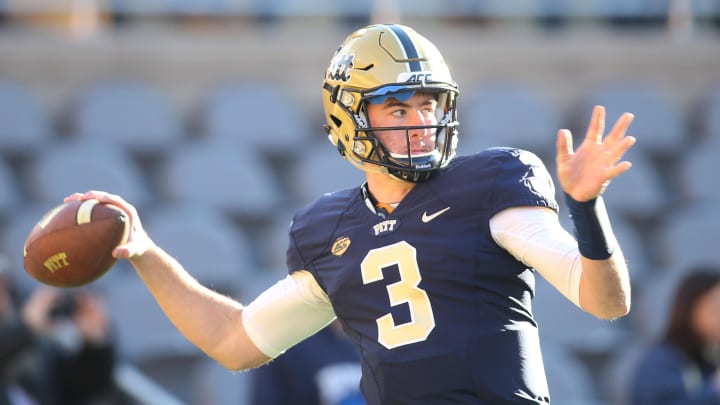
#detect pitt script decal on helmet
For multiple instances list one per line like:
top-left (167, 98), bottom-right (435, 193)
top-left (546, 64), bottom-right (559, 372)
top-left (327, 53), bottom-right (355, 82)
top-left (322, 24), bottom-right (460, 183)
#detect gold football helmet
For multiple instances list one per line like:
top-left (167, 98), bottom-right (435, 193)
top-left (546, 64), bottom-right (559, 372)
top-left (322, 24), bottom-right (459, 183)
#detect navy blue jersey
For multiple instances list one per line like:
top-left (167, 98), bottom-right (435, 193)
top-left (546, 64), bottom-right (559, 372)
top-left (287, 148), bottom-right (559, 404)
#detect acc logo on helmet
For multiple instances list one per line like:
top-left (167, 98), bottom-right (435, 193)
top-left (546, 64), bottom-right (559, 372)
top-left (397, 72), bottom-right (433, 83)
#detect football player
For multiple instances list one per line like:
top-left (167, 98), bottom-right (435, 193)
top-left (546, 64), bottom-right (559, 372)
top-left (67, 24), bottom-right (636, 404)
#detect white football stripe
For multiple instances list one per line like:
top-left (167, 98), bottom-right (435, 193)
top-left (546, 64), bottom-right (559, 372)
top-left (76, 199), bottom-right (98, 224)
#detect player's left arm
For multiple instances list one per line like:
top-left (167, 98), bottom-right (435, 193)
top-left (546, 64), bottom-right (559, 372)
top-left (555, 105), bottom-right (636, 320)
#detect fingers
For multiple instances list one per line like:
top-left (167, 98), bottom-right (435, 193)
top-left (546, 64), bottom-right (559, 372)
top-left (606, 135), bottom-right (637, 179)
top-left (65, 190), bottom-right (128, 207)
top-left (556, 129), bottom-right (574, 159)
top-left (585, 105), bottom-right (606, 144)
top-left (65, 190), bottom-right (149, 259)
top-left (582, 106), bottom-right (637, 164)
top-left (65, 190), bottom-right (137, 221)
top-left (605, 112), bottom-right (635, 144)
top-left (112, 245), bottom-right (132, 259)
top-left (606, 160), bottom-right (633, 180)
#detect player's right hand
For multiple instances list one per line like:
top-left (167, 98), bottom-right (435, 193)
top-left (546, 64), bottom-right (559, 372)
top-left (64, 191), bottom-right (154, 260)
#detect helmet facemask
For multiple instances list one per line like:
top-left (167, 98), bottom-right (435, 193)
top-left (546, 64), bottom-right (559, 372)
top-left (351, 88), bottom-right (458, 183)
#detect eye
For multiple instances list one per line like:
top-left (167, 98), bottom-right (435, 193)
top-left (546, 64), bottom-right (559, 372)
top-left (391, 109), bottom-right (407, 118)
top-left (423, 99), bottom-right (438, 113)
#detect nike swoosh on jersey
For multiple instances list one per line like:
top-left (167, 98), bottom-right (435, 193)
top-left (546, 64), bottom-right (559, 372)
top-left (421, 206), bottom-right (451, 223)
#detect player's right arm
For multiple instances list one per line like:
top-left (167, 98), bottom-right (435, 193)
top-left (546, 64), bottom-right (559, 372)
top-left (126, 244), bottom-right (270, 370)
top-left (65, 191), bottom-right (336, 371)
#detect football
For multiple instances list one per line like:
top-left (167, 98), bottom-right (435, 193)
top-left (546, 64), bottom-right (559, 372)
top-left (23, 199), bottom-right (130, 288)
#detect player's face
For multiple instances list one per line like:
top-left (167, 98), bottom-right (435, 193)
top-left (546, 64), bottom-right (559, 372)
top-left (692, 284), bottom-right (720, 344)
top-left (366, 92), bottom-right (439, 156)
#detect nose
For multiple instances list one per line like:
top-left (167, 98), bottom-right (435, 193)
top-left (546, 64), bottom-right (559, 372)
top-left (408, 110), bottom-right (430, 137)
top-left (408, 109), bottom-right (429, 126)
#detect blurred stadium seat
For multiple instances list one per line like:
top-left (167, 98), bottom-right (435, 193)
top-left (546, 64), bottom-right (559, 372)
top-left (253, 209), bottom-right (293, 271)
top-left (575, 82), bottom-right (689, 160)
top-left (156, 139), bottom-right (284, 221)
top-left (656, 203), bottom-right (720, 272)
top-left (533, 276), bottom-right (628, 355)
top-left (0, 204), bottom-right (49, 293)
top-left (694, 84), bottom-right (720, 142)
top-left (104, 273), bottom-right (200, 362)
top-left (286, 139), bottom-right (366, 206)
top-left (541, 342), bottom-right (599, 405)
top-left (0, 80), bottom-right (52, 158)
top-left (457, 82), bottom-right (562, 158)
top-left (678, 141), bottom-right (720, 205)
top-left (104, 274), bottom-right (204, 401)
top-left (23, 139), bottom-right (150, 206)
top-left (201, 81), bottom-right (313, 159)
top-left (190, 357), bottom-right (250, 405)
top-left (599, 148), bottom-right (669, 222)
top-left (628, 269), bottom-right (685, 344)
top-left (0, 157), bottom-right (22, 218)
top-left (72, 80), bottom-right (183, 157)
top-left (600, 341), bottom-right (649, 405)
top-left (143, 202), bottom-right (256, 295)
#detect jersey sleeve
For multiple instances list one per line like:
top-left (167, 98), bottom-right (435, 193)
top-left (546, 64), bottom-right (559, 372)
top-left (486, 148), bottom-right (559, 216)
top-left (242, 271), bottom-right (336, 358)
top-left (490, 206), bottom-right (583, 307)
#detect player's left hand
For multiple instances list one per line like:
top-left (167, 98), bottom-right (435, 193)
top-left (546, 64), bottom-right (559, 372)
top-left (556, 105), bottom-right (636, 202)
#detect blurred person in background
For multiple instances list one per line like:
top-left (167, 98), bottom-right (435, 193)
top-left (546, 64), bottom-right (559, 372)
top-left (249, 320), bottom-right (363, 405)
top-left (0, 259), bottom-right (117, 405)
top-left (631, 267), bottom-right (720, 404)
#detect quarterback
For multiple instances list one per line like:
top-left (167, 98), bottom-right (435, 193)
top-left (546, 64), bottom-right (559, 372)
top-left (68, 24), bottom-right (635, 403)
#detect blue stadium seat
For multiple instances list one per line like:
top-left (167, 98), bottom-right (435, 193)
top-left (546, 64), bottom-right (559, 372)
top-left (72, 80), bottom-right (183, 157)
top-left (0, 158), bottom-right (22, 218)
top-left (458, 82), bottom-right (562, 158)
top-left (628, 269), bottom-right (686, 343)
top-left (576, 82), bottom-right (688, 159)
top-left (143, 203), bottom-right (256, 295)
top-left (156, 139), bottom-right (284, 221)
top-left (599, 148), bottom-right (669, 222)
top-left (541, 342), bottom-right (599, 405)
top-left (0, 80), bottom-right (52, 158)
top-left (190, 358), bottom-right (250, 405)
top-left (589, 0), bottom-right (670, 18)
top-left (286, 139), bottom-right (366, 206)
top-left (0, 204), bottom-right (50, 293)
top-left (656, 203), bottom-right (720, 272)
top-left (678, 141), bottom-right (720, 205)
top-left (254, 210), bottom-right (293, 271)
top-left (533, 276), bottom-right (628, 355)
top-left (103, 274), bottom-right (201, 363)
top-left (201, 81), bottom-right (312, 158)
top-left (23, 140), bottom-right (150, 206)
top-left (695, 84), bottom-right (720, 142)
top-left (600, 341), bottom-right (649, 405)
